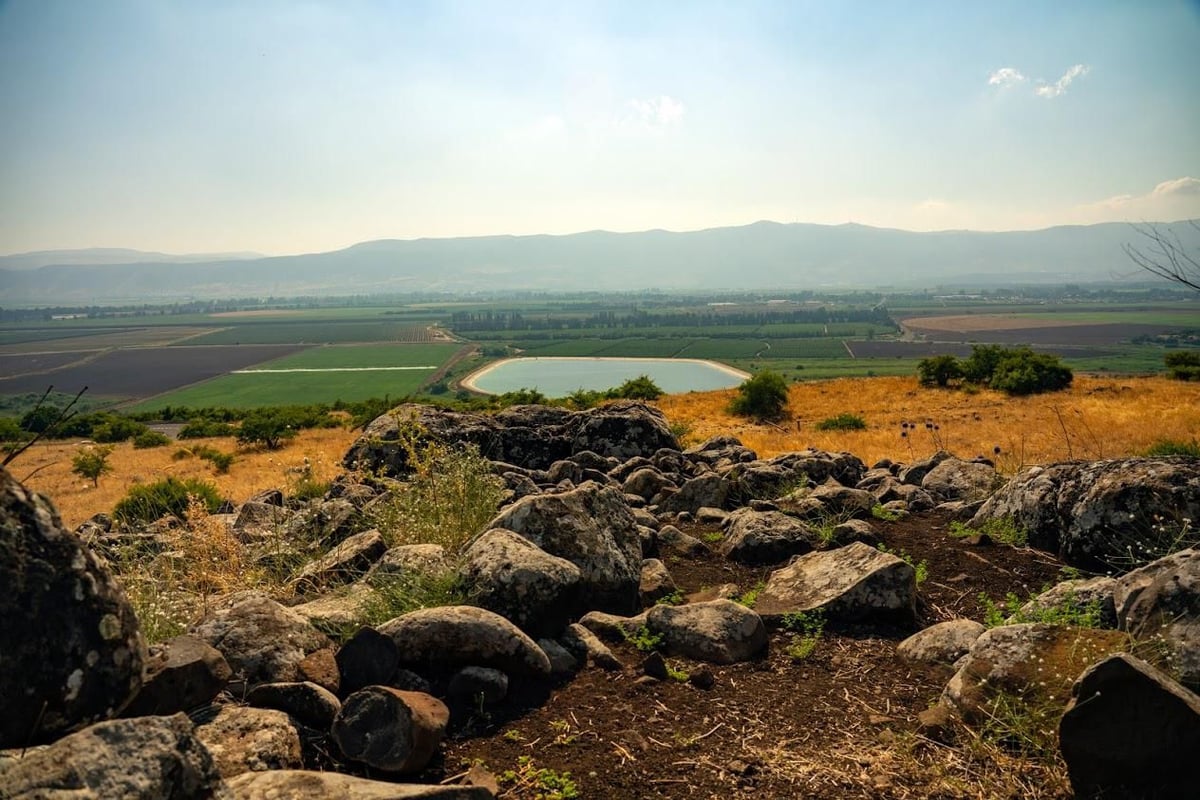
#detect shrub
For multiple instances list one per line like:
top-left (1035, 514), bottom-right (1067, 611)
top-left (113, 477), bottom-right (223, 525)
top-left (91, 417), bottom-right (149, 443)
top-left (368, 433), bottom-right (505, 553)
top-left (179, 419), bottom-right (236, 439)
top-left (72, 445), bottom-right (113, 487)
top-left (133, 430), bottom-right (172, 449)
top-left (498, 387), bottom-right (548, 406)
top-left (1143, 438), bottom-right (1200, 457)
top-left (1165, 350), bottom-right (1200, 381)
top-left (815, 412), bottom-right (866, 431)
top-left (989, 348), bottom-right (1073, 396)
top-left (917, 354), bottom-right (964, 387)
top-left (614, 374), bottom-right (663, 400)
top-left (961, 344), bottom-right (1006, 385)
top-left (729, 370), bottom-right (789, 421)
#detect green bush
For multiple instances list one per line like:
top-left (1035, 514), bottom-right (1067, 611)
top-left (133, 430), bottom-right (172, 449)
top-left (614, 374), bottom-right (663, 400)
top-left (961, 344), bottom-right (1006, 385)
top-left (917, 354), bottom-right (964, 387)
top-left (91, 417), bottom-right (149, 443)
top-left (815, 413), bottom-right (866, 431)
top-left (237, 409), bottom-right (298, 449)
top-left (1143, 438), bottom-right (1200, 457)
top-left (729, 370), bottom-right (789, 421)
top-left (1165, 350), bottom-right (1200, 381)
top-left (990, 348), bottom-right (1073, 395)
top-left (179, 419), bottom-right (236, 439)
top-left (113, 477), bottom-right (223, 525)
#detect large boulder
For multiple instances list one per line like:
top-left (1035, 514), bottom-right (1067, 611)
top-left (754, 542), bottom-right (918, 624)
top-left (1113, 547), bottom-right (1200, 688)
top-left (189, 591), bottom-right (332, 687)
top-left (376, 606), bottom-right (551, 677)
top-left (920, 457), bottom-right (998, 502)
top-left (971, 457), bottom-right (1200, 570)
top-left (942, 623), bottom-right (1132, 722)
top-left (0, 467), bottom-right (146, 747)
top-left (0, 713), bottom-right (227, 798)
top-left (291, 529), bottom-right (388, 594)
top-left (645, 600), bottom-right (768, 664)
top-left (655, 474), bottom-right (732, 515)
top-left (1059, 653), bottom-right (1200, 800)
top-left (567, 401), bottom-right (679, 461)
top-left (484, 483), bottom-right (643, 614)
top-left (719, 508), bottom-right (816, 566)
top-left (458, 529), bottom-right (582, 636)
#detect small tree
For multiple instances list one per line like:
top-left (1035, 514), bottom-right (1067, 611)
top-left (961, 344), bottom-right (1007, 384)
top-left (917, 354), bottom-right (964, 387)
top-left (237, 409), bottom-right (297, 450)
top-left (614, 375), bottom-right (663, 400)
top-left (72, 445), bottom-right (114, 487)
top-left (990, 348), bottom-right (1073, 395)
top-left (729, 370), bottom-right (790, 421)
top-left (1165, 351), bottom-right (1200, 381)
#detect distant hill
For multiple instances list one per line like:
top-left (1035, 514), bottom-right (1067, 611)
top-left (2, 220), bottom-right (1197, 304)
top-left (0, 248), bottom-right (263, 271)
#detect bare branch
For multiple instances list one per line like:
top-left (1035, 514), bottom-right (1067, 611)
top-left (1122, 220), bottom-right (1200, 293)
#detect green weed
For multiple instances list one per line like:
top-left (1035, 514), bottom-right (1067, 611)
top-left (781, 609), bottom-right (826, 661)
top-left (499, 756), bottom-right (580, 800)
top-left (950, 517), bottom-right (1028, 548)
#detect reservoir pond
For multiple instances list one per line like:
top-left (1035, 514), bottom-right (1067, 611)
top-left (466, 357), bottom-right (747, 397)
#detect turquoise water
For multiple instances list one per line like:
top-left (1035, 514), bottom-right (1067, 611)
top-left (468, 357), bottom-right (745, 397)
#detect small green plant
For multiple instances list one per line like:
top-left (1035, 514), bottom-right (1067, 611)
top-left (624, 625), bottom-right (664, 653)
top-left (950, 517), bottom-right (1028, 548)
top-left (358, 570), bottom-right (471, 627)
top-left (667, 418), bottom-right (695, 445)
top-left (978, 589), bottom-right (1102, 629)
top-left (71, 445), bottom-right (113, 487)
top-left (499, 756), bottom-right (579, 800)
top-left (871, 504), bottom-right (900, 522)
top-left (734, 580), bottom-right (765, 608)
top-left (665, 662), bottom-right (690, 682)
top-left (132, 430), bottom-right (172, 449)
top-left (877, 543), bottom-right (928, 585)
top-left (655, 589), bottom-right (684, 606)
top-left (701, 531), bottom-right (724, 543)
top-left (814, 412), bottom-right (867, 431)
top-left (502, 729), bottom-right (526, 743)
top-left (781, 609), bottom-right (826, 661)
top-left (113, 477), bottom-right (224, 525)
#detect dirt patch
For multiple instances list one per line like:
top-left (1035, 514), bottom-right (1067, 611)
top-left (432, 511), bottom-right (1068, 799)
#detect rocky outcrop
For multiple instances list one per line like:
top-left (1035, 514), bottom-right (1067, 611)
top-left (484, 483), bottom-right (643, 614)
top-left (459, 529), bottom-right (582, 636)
top-left (0, 467), bottom-right (146, 747)
top-left (189, 591), bottom-right (332, 687)
top-left (754, 542), bottom-right (917, 624)
top-left (971, 457), bottom-right (1200, 570)
top-left (1059, 653), bottom-right (1200, 800)
top-left (344, 402), bottom-right (677, 475)
top-left (0, 713), bottom-right (227, 798)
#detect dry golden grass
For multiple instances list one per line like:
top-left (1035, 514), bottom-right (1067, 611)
top-left (656, 375), bottom-right (1200, 470)
top-left (14, 426), bottom-right (358, 530)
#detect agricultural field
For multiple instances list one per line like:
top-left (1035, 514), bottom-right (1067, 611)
top-left (183, 321), bottom-right (443, 345)
top-left (128, 342), bottom-right (462, 410)
top-left (0, 326), bottom-right (216, 353)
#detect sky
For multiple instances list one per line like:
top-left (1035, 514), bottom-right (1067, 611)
top-left (1, 0), bottom-right (1198, 256)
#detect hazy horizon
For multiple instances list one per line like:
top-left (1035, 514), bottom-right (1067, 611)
top-left (2, 1), bottom-right (1198, 257)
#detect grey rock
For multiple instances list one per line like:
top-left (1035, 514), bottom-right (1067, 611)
top-left (897, 620), bottom-right (986, 665)
top-left (1017, 577), bottom-right (1118, 629)
top-left (622, 467), bottom-right (676, 501)
top-left (577, 610), bottom-right (648, 643)
top-left (921, 458), bottom-right (998, 502)
top-left (646, 600), bottom-right (768, 664)
top-left (368, 544), bottom-right (451, 580)
top-left (755, 542), bottom-right (917, 624)
top-left (898, 450), bottom-right (953, 486)
top-left (656, 524), bottom-right (708, 557)
top-left (536, 638), bottom-right (580, 676)
top-left (292, 529), bottom-right (388, 594)
top-left (1114, 548), bottom-right (1200, 688)
top-left (484, 483), bottom-right (643, 614)
top-left (336, 626), bottom-right (401, 696)
top-left (656, 474), bottom-right (731, 515)
top-left (0, 713), bottom-right (227, 799)
top-left (459, 529), bottom-right (581, 636)
top-left (246, 681), bottom-right (341, 730)
top-left (561, 623), bottom-right (623, 671)
top-left (291, 583), bottom-right (375, 631)
top-left (377, 606), bottom-right (551, 677)
top-left (232, 501), bottom-right (296, 543)
top-left (195, 705), bottom-right (303, 778)
top-left (720, 508), bottom-right (815, 565)
top-left (1060, 653), bottom-right (1200, 800)
top-left (124, 635), bottom-right (232, 717)
top-left (971, 457), bottom-right (1200, 571)
top-left (639, 558), bottom-right (677, 605)
top-left (0, 467), bottom-right (146, 746)
top-left (189, 591), bottom-right (332, 686)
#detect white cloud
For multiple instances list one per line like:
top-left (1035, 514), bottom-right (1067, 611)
top-left (987, 67), bottom-right (1026, 88)
top-left (618, 95), bottom-right (685, 134)
top-left (1073, 176), bottom-right (1200, 223)
top-left (1033, 63), bottom-right (1090, 98)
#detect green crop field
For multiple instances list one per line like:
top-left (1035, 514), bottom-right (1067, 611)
top-left (182, 321), bottom-right (438, 345)
top-left (248, 342), bottom-right (460, 369)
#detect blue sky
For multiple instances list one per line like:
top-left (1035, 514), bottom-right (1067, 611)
top-left (1, 0), bottom-right (1197, 255)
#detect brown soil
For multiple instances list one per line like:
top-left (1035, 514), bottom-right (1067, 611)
top-left (423, 511), bottom-right (1067, 799)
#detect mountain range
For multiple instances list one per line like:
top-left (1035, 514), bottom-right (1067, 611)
top-left (2, 220), bottom-right (1197, 304)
